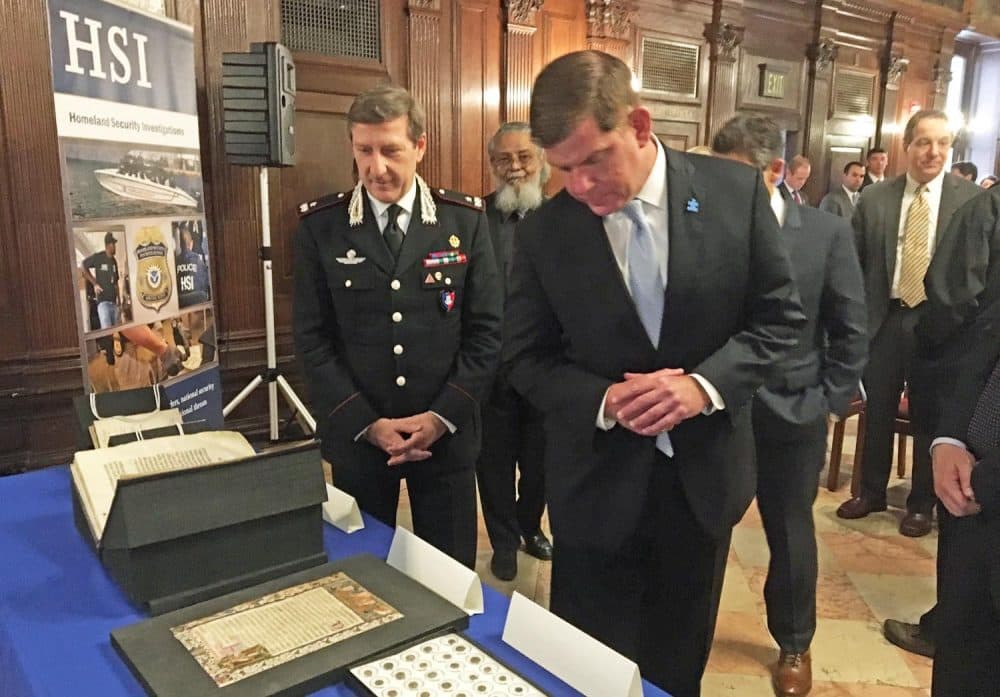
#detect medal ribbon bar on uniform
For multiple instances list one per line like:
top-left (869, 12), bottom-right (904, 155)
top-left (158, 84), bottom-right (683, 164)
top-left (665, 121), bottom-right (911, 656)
top-left (422, 254), bottom-right (467, 268)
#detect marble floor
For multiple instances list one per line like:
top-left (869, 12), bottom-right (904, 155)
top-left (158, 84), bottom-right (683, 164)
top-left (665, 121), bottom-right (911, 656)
top-left (375, 417), bottom-right (937, 696)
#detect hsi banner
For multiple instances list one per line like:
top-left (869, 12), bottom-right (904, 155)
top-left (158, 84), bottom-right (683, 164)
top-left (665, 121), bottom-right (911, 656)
top-left (47, 0), bottom-right (222, 428)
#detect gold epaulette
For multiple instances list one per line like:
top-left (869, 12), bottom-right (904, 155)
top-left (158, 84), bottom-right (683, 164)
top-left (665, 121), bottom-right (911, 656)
top-left (298, 191), bottom-right (351, 217)
top-left (430, 187), bottom-right (484, 211)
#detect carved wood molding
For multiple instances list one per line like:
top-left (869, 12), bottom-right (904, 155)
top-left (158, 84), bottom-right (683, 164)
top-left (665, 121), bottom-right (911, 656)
top-left (408, 9), bottom-right (442, 183)
top-left (808, 38), bottom-right (840, 73)
top-left (886, 54), bottom-right (909, 86)
top-left (704, 22), bottom-right (745, 63)
top-left (505, 0), bottom-right (544, 27)
top-left (586, 0), bottom-right (635, 40)
top-left (504, 25), bottom-right (535, 123)
top-left (586, 36), bottom-right (630, 61)
top-left (932, 58), bottom-right (952, 95)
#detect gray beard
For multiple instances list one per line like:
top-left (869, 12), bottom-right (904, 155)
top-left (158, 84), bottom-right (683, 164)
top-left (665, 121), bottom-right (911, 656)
top-left (494, 180), bottom-right (544, 215)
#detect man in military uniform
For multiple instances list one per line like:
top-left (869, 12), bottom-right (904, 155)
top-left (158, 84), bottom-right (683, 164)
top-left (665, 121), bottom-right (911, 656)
top-left (478, 122), bottom-right (552, 581)
top-left (81, 231), bottom-right (121, 329)
top-left (293, 85), bottom-right (502, 568)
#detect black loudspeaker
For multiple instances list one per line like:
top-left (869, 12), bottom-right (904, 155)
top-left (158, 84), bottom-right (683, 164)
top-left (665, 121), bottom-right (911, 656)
top-left (221, 42), bottom-right (295, 167)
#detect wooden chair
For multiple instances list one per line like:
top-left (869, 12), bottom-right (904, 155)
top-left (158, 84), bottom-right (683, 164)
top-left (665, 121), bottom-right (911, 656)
top-left (827, 396), bottom-right (866, 493)
top-left (827, 391), bottom-right (911, 494)
top-left (894, 394), bottom-right (911, 477)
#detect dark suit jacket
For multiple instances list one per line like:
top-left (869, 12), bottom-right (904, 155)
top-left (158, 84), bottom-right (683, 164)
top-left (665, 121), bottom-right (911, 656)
top-left (860, 173), bottom-right (885, 191)
top-left (934, 306), bottom-right (1000, 607)
top-left (782, 181), bottom-right (809, 206)
top-left (851, 172), bottom-right (982, 339)
top-left (755, 200), bottom-right (868, 428)
top-left (503, 149), bottom-right (806, 549)
top-left (917, 186), bottom-right (1000, 350)
top-left (294, 186), bottom-right (502, 470)
top-left (818, 187), bottom-right (856, 220)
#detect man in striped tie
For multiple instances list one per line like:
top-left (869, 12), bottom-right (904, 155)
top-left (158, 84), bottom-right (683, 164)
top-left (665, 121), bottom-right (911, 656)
top-left (837, 110), bottom-right (981, 538)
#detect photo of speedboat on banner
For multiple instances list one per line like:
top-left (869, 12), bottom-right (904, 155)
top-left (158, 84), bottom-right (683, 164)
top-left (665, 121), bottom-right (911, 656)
top-left (94, 152), bottom-right (199, 208)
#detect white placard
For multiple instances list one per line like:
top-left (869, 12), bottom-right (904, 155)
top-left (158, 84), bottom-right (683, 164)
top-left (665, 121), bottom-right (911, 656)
top-left (386, 526), bottom-right (483, 615)
top-left (321, 484), bottom-right (364, 533)
top-left (502, 592), bottom-right (642, 697)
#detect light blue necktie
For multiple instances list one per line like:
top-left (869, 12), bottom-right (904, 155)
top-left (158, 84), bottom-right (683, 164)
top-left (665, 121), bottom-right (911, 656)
top-left (624, 199), bottom-right (664, 347)
top-left (623, 199), bottom-right (673, 456)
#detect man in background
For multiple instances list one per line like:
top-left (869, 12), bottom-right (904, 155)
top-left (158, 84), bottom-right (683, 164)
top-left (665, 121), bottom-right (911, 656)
top-left (861, 148), bottom-right (889, 190)
top-left (477, 122), bottom-right (552, 581)
top-left (883, 185), bottom-right (1000, 671)
top-left (782, 155), bottom-right (811, 205)
top-left (837, 110), bottom-right (981, 537)
top-left (950, 160), bottom-right (978, 182)
top-left (819, 161), bottom-right (866, 219)
top-left (714, 115), bottom-right (867, 697)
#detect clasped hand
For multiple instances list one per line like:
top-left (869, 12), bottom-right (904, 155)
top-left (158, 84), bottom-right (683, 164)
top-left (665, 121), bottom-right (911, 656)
top-left (366, 412), bottom-right (447, 466)
top-left (604, 368), bottom-right (710, 436)
top-left (933, 443), bottom-right (981, 517)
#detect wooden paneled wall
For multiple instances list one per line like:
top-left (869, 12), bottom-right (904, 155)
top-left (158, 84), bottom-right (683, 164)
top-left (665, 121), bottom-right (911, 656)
top-left (1, 0), bottom-right (994, 472)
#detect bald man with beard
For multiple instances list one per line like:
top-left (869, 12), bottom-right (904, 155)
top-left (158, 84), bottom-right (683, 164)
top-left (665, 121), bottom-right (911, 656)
top-left (477, 122), bottom-right (553, 582)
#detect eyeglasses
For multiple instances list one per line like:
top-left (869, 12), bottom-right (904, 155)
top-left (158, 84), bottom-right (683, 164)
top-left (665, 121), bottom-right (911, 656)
top-left (491, 152), bottom-right (536, 170)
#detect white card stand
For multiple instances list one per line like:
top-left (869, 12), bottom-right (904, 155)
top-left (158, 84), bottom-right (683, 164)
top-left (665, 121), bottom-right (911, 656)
top-left (386, 526), bottom-right (484, 615)
top-left (502, 592), bottom-right (642, 697)
top-left (321, 484), bottom-right (364, 533)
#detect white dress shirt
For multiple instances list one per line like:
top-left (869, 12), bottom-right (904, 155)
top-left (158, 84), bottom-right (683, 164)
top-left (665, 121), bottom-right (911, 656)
top-left (596, 140), bottom-right (725, 437)
top-left (367, 180), bottom-right (417, 234)
top-left (843, 185), bottom-right (859, 205)
top-left (891, 171), bottom-right (945, 299)
top-left (770, 187), bottom-right (787, 227)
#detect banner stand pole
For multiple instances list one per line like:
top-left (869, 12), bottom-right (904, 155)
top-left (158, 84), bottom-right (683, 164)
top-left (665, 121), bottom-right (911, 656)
top-left (223, 167), bottom-right (315, 439)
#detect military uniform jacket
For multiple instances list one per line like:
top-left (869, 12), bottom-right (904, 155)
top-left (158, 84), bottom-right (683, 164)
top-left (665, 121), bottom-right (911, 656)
top-left (294, 183), bottom-right (503, 469)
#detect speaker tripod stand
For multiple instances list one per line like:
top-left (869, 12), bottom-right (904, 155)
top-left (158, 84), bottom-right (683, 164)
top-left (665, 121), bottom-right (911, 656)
top-left (223, 167), bottom-right (315, 440)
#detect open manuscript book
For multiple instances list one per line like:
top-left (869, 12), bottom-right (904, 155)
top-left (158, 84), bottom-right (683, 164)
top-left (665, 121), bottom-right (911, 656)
top-left (72, 431), bottom-right (255, 544)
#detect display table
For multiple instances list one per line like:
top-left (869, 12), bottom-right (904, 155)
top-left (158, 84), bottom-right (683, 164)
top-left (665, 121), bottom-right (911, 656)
top-left (0, 467), bottom-right (669, 696)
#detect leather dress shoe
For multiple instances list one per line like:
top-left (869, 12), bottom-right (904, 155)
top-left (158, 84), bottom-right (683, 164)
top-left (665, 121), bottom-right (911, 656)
top-left (490, 549), bottom-right (517, 581)
top-left (883, 619), bottom-right (935, 658)
top-left (836, 496), bottom-right (887, 520)
top-left (899, 510), bottom-right (933, 537)
top-left (522, 531), bottom-right (553, 560)
top-left (773, 649), bottom-right (811, 696)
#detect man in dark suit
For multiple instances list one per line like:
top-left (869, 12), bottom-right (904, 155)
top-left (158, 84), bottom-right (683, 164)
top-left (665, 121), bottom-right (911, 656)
top-left (837, 110), bottom-right (982, 537)
top-left (714, 116), bottom-right (868, 697)
top-left (293, 85), bottom-right (502, 568)
top-left (861, 148), bottom-right (889, 190)
top-left (883, 186), bottom-right (1000, 666)
top-left (477, 122), bottom-right (552, 581)
top-left (782, 155), bottom-right (811, 205)
top-left (818, 161), bottom-right (866, 220)
top-left (504, 51), bottom-right (805, 696)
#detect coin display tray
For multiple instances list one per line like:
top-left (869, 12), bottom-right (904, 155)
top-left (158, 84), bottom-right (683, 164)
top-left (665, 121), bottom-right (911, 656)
top-left (348, 633), bottom-right (547, 697)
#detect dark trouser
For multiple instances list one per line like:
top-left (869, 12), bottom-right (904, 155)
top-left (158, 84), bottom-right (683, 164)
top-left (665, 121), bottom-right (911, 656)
top-left (861, 302), bottom-right (935, 512)
top-left (932, 508), bottom-right (1000, 696)
top-left (476, 387), bottom-right (546, 553)
top-left (753, 407), bottom-right (828, 653)
top-left (333, 452), bottom-right (478, 569)
top-left (549, 457), bottom-right (730, 697)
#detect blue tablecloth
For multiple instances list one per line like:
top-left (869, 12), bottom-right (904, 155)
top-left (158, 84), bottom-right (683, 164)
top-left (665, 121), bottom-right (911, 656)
top-left (0, 467), bottom-right (669, 696)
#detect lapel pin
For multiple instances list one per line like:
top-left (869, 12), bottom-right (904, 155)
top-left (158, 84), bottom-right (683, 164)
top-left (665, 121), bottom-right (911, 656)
top-left (449, 235), bottom-right (460, 248)
top-left (686, 198), bottom-right (700, 213)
